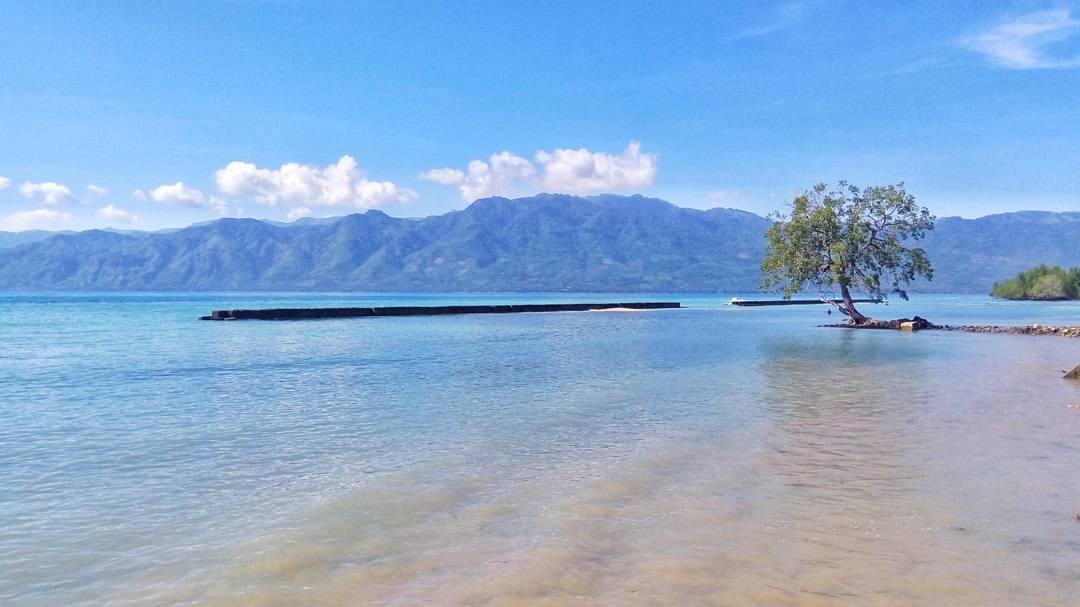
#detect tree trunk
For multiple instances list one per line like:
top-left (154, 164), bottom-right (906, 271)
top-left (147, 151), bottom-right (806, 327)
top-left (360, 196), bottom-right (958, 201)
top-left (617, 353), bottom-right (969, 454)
top-left (839, 283), bottom-right (869, 324)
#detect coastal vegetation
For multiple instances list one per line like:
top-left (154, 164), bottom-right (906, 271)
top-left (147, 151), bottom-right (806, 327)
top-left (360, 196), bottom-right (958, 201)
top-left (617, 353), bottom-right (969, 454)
top-left (991, 265), bottom-right (1080, 300)
top-left (761, 182), bottom-right (935, 323)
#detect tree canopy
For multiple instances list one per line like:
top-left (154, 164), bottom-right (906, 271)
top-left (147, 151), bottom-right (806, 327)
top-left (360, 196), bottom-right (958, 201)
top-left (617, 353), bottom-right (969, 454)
top-left (761, 182), bottom-right (935, 322)
top-left (991, 265), bottom-right (1080, 300)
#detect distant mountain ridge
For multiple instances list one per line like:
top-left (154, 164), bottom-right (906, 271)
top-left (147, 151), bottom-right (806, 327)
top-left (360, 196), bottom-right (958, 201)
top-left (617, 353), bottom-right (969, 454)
top-left (1, 194), bottom-right (1078, 293)
top-left (0, 228), bottom-right (145, 249)
top-left (0, 230), bottom-right (68, 249)
top-left (925, 211), bottom-right (1080, 293)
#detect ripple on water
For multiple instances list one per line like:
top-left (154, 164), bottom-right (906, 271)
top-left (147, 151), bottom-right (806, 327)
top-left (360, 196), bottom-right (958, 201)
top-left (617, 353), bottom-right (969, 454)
top-left (2, 294), bottom-right (1079, 606)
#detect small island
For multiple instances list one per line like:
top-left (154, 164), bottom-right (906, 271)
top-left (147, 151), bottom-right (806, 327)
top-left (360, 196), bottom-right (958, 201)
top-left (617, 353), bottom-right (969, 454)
top-left (991, 265), bottom-right (1080, 300)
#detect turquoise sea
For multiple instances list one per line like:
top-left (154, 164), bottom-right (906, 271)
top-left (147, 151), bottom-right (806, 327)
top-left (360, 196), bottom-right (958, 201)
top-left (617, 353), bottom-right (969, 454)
top-left (2, 293), bottom-right (1079, 606)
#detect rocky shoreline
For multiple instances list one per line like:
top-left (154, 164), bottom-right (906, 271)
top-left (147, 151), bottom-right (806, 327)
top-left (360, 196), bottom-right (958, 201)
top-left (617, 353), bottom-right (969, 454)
top-left (939, 324), bottom-right (1080, 337)
top-left (823, 318), bottom-right (1080, 337)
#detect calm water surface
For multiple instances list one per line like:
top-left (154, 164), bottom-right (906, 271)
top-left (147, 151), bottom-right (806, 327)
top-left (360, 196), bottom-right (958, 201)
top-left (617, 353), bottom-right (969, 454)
top-left (1, 293), bottom-right (1079, 606)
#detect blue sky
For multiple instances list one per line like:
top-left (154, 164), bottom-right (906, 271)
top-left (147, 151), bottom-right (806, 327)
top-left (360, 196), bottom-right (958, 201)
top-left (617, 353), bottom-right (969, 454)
top-left (2, 1), bottom-right (1079, 231)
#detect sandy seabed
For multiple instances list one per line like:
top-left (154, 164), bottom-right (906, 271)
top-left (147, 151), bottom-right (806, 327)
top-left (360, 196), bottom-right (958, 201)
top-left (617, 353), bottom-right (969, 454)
top-left (130, 339), bottom-right (1080, 607)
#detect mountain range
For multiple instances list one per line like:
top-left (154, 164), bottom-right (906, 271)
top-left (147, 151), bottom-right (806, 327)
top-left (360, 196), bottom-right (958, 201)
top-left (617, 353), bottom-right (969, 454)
top-left (1, 194), bottom-right (1079, 293)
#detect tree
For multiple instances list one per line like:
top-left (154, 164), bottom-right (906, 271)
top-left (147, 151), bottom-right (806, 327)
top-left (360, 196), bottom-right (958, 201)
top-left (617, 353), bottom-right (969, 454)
top-left (991, 265), bottom-right (1080, 300)
top-left (761, 182), bottom-right (935, 323)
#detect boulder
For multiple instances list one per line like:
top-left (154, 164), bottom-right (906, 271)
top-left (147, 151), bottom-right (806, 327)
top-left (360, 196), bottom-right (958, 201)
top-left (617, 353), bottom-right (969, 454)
top-left (910, 316), bottom-right (934, 329)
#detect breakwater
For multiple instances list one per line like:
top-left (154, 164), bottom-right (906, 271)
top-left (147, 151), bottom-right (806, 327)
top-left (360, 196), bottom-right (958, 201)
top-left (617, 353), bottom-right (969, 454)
top-left (824, 320), bottom-right (1080, 337)
top-left (200, 301), bottom-right (681, 321)
top-left (731, 297), bottom-right (882, 307)
top-left (940, 324), bottom-right (1080, 337)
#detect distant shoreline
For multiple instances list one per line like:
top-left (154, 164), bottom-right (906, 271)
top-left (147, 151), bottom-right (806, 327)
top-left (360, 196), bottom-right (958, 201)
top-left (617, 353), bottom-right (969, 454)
top-left (993, 296), bottom-right (1078, 302)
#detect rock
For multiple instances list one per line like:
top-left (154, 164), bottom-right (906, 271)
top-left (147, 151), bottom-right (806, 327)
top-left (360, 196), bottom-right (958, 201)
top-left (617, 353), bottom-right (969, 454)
top-left (1066, 364), bottom-right (1080, 380)
top-left (823, 316), bottom-right (940, 331)
top-left (911, 316), bottom-right (934, 329)
top-left (941, 324), bottom-right (1080, 338)
top-left (820, 317), bottom-right (1080, 339)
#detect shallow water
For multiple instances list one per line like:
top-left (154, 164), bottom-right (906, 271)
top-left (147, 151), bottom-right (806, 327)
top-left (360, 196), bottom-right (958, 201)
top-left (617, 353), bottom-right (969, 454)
top-left (1, 293), bottom-right (1078, 606)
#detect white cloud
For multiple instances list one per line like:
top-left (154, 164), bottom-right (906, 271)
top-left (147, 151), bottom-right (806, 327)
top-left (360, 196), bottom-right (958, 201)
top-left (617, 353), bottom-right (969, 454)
top-left (287, 206), bottom-right (313, 220)
top-left (535, 141), bottom-right (656, 194)
top-left (0, 176), bottom-right (10, 191)
top-left (421, 151), bottom-right (535, 200)
top-left (2, 208), bottom-right (73, 231)
top-left (215, 155), bottom-right (416, 211)
top-left (206, 195), bottom-right (229, 214)
top-left (87, 184), bottom-right (108, 197)
top-left (149, 181), bottom-right (205, 206)
top-left (422, 142), bottom-right (656, 201)
top-left (20, 181), bottom-right (75, 206)
top-left (962, 10), bottom-right (1080, 69)
top-left (97, 204), bottom-right (138, 224)
top-left (135, 183), bottom-right (228, 214)
top-left (420, 167), bottom-right (465, 186)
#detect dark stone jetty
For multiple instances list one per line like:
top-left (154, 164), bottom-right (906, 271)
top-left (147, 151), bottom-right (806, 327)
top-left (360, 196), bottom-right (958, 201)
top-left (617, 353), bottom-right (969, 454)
top-left (731, 298), bottom-right (882, 307)
top-left (823, 319), bottom-right (1080, 337)
top-left (200, 301), bottom-right (681, 321)
top-left (939, 324), bottom-right (1080, 337)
